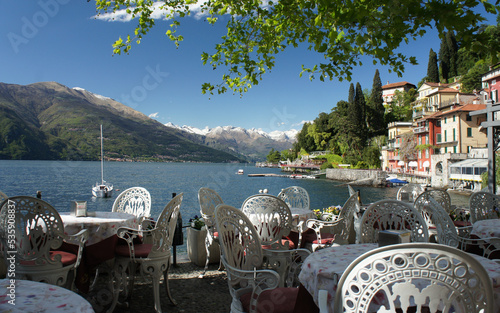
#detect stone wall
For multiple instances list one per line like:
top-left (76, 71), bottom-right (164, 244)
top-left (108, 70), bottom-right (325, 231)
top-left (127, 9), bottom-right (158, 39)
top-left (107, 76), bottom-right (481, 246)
top-left (326, 168), bottom-right (387, 187)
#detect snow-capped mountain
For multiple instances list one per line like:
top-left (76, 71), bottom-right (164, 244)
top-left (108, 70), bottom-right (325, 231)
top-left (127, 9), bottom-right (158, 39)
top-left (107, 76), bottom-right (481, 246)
top-left (165, 123), bottom-right (298, 143)
top-left (164, 123), bottom-right (298, 161)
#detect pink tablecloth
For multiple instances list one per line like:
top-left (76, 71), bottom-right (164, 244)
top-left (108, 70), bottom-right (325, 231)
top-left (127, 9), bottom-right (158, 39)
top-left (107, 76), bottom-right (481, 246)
top-left (0, 279), bottom-right (94, 312)
top-left (298, 243), bottom-right (500, 313)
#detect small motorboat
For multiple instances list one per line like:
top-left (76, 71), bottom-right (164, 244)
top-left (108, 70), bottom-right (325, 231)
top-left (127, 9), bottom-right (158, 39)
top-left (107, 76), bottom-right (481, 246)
top-left (237, 169), bottom-right (244, 175)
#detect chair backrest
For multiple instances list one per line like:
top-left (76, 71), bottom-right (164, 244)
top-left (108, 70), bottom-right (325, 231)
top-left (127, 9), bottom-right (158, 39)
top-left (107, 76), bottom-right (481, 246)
top-left (397, 183), bottom-right (425, 202)
top-left (148, 193), bottom-right (182, 258)
top-left (241, 194), bottom-right (293, 249)
top-left (347, 185), bottom-right (356, 196)
top-left (337, 192), bottom-right (361, 244)
top-left (469, 191), bottom-right (500, 223)
top-left (414, 196), bottom-right (460, 248)
top-left (198, 187), bottom-right (224, 229)
top-left (334, 243), bottom-right (494, 313)
top-left (0, 196), bottom-right (67, 273)
top-left (277, 186), bottom-right (310, 210)
top-left (215, 204), bottom-right (263, 271)
top-left (0, 191), bottom-right (7, 203)
top-left (359, 199), bottom-right (429, 243)
top-left (414, 189), bottom-right (452, 213)
top-left (112, 187), bottom-right (151, 218)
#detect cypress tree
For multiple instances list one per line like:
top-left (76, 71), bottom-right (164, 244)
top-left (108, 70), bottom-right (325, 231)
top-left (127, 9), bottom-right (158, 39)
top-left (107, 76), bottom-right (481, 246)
top-left (426, 48), bottom-right (439, 82)
top-left (439, 33), bottom-right (450, 82)
top-left (348, 83), bottom-right (355, 105)
top-left (368, 69), bottom-right (386, 136)
top-left (446, 31), bottom-right (459, 78)
top-left (354, 82), bottom-right (368, 146)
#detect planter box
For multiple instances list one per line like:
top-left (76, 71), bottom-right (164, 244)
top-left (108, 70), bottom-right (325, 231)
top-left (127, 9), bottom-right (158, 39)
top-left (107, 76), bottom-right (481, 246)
top-left (187, 227), bottom-right (220, 267)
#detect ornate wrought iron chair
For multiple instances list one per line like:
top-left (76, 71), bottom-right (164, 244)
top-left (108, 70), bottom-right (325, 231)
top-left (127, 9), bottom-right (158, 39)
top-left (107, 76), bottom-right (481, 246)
top-left (359, 199), bottom-right (429, 243)
top-left (469, 191), bottom-right (500, 223)
top-left (112, 193), bottom-right (183, 313)
top-left (198, 187), bottom-right (224, 277)
top-left (0, 196), bottom-right (88, 288)
top-left (215, 204), bottom-right (306, 313)
top-left (303, 192), bottom-right (360, 251)
top-left (333, 243), bottom-right (494, 313)
top-left (418, 197), bottom-right (500, 259)
top-left (241, 194), bottom-right (294, 250)
top-left (347, 184), bottom-right (356, 196)
top-left (241, 194), bottom-right (310, 287)
top-left (277, 186), bottom-right (310, 210)
top-left (112, 187), bottom-right (152, 228)
top-left (396, 183), bottom-right (425, 202)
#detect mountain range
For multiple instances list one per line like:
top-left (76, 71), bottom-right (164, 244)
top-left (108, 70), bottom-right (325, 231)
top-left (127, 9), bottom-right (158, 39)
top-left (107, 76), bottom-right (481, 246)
top-left (0, 82), bottom-right (296, 162)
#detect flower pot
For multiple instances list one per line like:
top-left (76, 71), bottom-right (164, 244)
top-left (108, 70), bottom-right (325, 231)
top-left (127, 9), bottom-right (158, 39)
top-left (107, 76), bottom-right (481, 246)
top-left (187, 227), bottom-right (220, 267)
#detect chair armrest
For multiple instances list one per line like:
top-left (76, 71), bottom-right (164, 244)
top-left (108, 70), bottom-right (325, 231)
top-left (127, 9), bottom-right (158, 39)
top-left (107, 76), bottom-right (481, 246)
top-left (63, 229), bottom-right (88, 268)
top-left (221, 256), bottom-right (280, 312)
top-left (116, 226), bottom-right (152, 261)
top-left (305, 218), bottom-right (345, 243)
top-left (262, 248), bottom-right (310, 287)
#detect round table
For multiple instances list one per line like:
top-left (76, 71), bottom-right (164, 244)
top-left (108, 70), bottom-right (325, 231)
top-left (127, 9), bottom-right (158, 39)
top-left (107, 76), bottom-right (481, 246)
top-left (471, 218), bottom-right (500, 238)
top-left (60, 211), bottom-right (138, 245)
top-left (0, 279), bottom-right (94, 312)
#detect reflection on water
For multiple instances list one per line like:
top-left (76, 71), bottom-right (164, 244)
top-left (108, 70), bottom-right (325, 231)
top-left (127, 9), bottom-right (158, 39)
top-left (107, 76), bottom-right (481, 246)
top-left (0, 160), bottom-right (471, 252)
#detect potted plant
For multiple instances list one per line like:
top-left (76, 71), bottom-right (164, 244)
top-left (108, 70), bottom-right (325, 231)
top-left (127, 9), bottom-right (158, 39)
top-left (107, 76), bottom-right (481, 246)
top-left (187, 215), bottom-right (220, 267)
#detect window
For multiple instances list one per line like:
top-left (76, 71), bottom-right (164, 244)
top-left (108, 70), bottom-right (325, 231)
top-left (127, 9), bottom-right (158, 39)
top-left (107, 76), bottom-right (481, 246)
top-left (444, 130), bottom-right (447, 142)
top-left (466, 114), bottom-right (472, 122)
top-left (453, 146), bottom-right (457, 153)
top-left (453, 128), bottom-right (456, 141)
top-left (467, 127), bottom-right (472, 137)
top-left (418, 150), bottom-right (422, 158)
top-left (453, 115), bottom-right (456, 122)
top-left (444, 117), bottom-right (447, 124)
top-left (426, 135), bottom-right (429, 144)
top-left (445, 147), bottom-right (448, 153)
top-left (425, 149), bottom-right (429, 158)
top-left (437, 133), bottom-right (442, 143)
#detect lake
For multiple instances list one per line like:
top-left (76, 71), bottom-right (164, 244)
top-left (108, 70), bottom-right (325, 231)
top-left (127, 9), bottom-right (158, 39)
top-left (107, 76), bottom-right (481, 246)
top-left (0, 160), bottom-right (470, 253)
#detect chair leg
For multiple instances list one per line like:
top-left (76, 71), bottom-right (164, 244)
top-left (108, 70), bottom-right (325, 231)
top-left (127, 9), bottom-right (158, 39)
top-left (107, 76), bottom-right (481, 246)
top-left (152, 272), bottom-right (163, 313)
top-left (126, 262), bottom-right (137, 300)
top-left (163, 262), bottom-right (176, 306)
top-left (199, 235), bottom-right (211, 278)
top-left (107, 258), bottom-right (128, 313)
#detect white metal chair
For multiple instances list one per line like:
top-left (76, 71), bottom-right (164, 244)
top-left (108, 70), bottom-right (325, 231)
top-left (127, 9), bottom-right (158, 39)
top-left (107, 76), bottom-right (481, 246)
top-left (396, 183), bottom-right (425, 202)
top-left (215, 204), bottom-right (305, 313)
top-left (198, 187), bottom-right (224, 277)
top-left (303, 192), bottom-right (360, 251)
top-left (419, 197), bottom-right (500, 259)
top-left (469, 191), bottom-right (500, 223)
top-left (112, 187), bottom-right (152, 227)
top-left (415, 188), bottom-right (452, 212)
top-left (277, 186), bottom-right (310, 210)
top-left (241, 194), bottom-right (294, 250)
top-left (0, 196), bottom-right (88, 288)
top-left (347, 184), bottom-right (356, 196)
top-left (111, 193), bottom-right (183, 313)
top-left (359, 199), bottom-right (429, 243)
top-left (333, 243), bottom-right (494, 313)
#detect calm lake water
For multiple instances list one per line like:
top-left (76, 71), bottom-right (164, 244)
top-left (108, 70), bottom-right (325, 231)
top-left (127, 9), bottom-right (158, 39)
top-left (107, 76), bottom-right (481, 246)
top-left (0, 160), bottom-right (470, 253)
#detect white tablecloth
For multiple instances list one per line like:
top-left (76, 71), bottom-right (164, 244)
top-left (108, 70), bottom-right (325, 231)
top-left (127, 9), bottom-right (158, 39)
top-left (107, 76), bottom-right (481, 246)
top-left (0, 279), bottom-right (94, 312)
top-left (471, 218), bottom-right (500, 238)
top-left (61, 212), bottom-right (138, 245)
top-left (298, 243), bottom-right (500, 313)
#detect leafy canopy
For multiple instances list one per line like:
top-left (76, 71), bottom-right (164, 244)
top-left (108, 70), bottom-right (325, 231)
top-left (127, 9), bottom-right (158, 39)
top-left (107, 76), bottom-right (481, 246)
top-left (94, 0), bottom-right (498, 95)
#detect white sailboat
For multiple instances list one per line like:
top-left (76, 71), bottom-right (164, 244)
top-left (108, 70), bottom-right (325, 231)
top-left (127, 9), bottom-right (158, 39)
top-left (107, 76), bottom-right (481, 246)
top-left (92, 125), bottom-right (113, 198)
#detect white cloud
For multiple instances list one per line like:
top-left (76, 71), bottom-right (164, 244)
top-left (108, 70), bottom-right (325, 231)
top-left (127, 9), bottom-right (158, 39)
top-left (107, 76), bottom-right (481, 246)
top-left (149, 112), bottom-right (160, 119)
top-left (292, 120), bottom-right (312, 127)
top-left (93, 2), bottom-right (208, 22)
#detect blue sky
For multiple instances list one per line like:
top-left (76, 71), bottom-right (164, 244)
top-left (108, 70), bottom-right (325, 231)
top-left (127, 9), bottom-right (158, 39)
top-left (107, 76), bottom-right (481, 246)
top-left (1, 2), bottom-right (496, 133)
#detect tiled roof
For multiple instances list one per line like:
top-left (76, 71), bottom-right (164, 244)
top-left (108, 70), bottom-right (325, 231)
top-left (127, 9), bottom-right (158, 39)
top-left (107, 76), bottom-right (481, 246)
top-left (435, 104), bottom-right (486, 117)
top-left (382, 81), bottom-right (416, 90)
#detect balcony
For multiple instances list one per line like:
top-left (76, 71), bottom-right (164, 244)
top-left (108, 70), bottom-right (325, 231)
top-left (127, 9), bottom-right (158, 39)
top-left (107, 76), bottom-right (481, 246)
top-left (414, 126), bottom-right (429, 134)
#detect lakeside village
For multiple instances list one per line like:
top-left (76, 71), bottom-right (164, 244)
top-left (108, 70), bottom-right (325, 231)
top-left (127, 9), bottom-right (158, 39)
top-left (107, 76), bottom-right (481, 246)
top-left (259, 65), bottom-right (500, 193)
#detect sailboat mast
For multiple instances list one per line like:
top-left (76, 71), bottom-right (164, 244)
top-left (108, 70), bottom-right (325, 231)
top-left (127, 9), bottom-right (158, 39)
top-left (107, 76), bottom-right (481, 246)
top-left (100, 124), bottom-right (104, 185)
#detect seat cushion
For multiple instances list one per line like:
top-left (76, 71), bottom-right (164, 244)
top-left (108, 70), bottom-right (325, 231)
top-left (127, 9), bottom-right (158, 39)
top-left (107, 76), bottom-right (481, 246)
top-left (21, 251), bottom-right (77, 266)
top-left (240, 287), bottom-right (299, 313)
top-left (453, 220), bottom-right (471, 227)
top-left (115, 243), bottom-right (153, 258)
top-left (302, 231), bottom-right (335, 245)
top-left (262, 238), bottom-right (296, 250)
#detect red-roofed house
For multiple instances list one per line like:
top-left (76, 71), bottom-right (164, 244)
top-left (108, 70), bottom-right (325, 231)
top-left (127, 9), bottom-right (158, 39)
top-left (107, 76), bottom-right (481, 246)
top-left (382, 81), bottom-right (416, 106)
